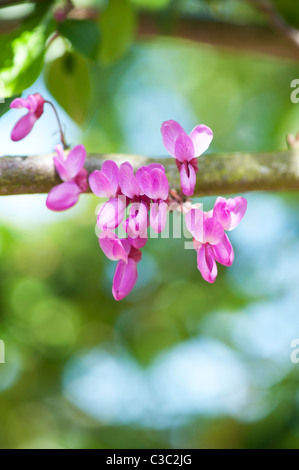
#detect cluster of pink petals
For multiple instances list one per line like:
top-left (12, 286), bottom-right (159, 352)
top-left (46, 144), bottom-right (88, 211)
top-left (89, 160), bottom-right (169, 300)
top-left (8, 98), bottom-right (248, 300)
top-left (185, 196), bottom-right (247, 283)
top-left (10, 94), bottom-right (45, 141)
top-left (161, 120), bottom-right (213, 197)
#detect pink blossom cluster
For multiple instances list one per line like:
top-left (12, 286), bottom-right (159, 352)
top-left (89, 161), bottom-right (169, 300)
top-left (46, 144), bottom-right (88, 211)
top-left (9, 94), bottom-right (248, 301)
top-left (186, 197), bottom-right (247, 283)
top-left (10, 93), bottom-right (45, 141)
top-left (161, 119), bottom-right (213, 197)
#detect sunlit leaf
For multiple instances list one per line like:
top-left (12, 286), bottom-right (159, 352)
top-left (0, 3), bottom-right (53, 98)
top-left (0, 24), bottom-right (49, 98)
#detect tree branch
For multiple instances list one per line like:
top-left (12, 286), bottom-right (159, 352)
top-left (1, 2), bottom-right (299, 61)
top-left (249, 0), bottom-right (299, 49)
top-left (138, 14), bottom-right (299, 62)
top-left (1, 150), bottom-right (299, 197)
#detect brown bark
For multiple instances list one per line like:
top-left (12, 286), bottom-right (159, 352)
top-left (1, 149), bottom-right (299, 196)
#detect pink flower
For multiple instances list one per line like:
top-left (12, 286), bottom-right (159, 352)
top-left (10, 94), bottom-right (45, 141)
top-left (89, 160), bottom-right (126, 230)
top-left (119, 162), bottom-right (149, 239)
top-left (97, 196), bottom-right (126, 230)
top-left (213, 196), bottom-right (247, 231)
top-left (186, 208), bottom-right (224, 283)
top-left (186, 196), bottom-right (247, 283)
top-left (89, 160), bottom-right (120, 199)
top-left (99, 230), bottom-right (142, 301)
top-left (161, 120), bottom-right (213, 197)
top-left (46, 144), bottom-right (88, 211)
top-left (99, 230), bottom-right (130, 263)
top-left (124, 201), bottom-right (149, 238)
top-left (112, 245), bottom-right (142, 301)
top-left (136, 164), bottom-right (169, 233)
top-left (119, 162), bottom-right (140, 199)
top-left (90, 159), bottom-right (173, 300)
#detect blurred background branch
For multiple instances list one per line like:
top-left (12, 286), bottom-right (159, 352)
top-left (1, 149), bottom-right (299, 196)
top-left (248, 0), bottom-right (299, 48)
top-left (1, 0), bottom-right (299, 61)
top-left (138, 13), bottom-right (299, 62)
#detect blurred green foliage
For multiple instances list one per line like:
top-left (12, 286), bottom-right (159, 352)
top-left (1, 0), bottom-right (299, 450)
top-left (99, 0), bottom-right (136, 65)
top-left (58, 19), bottom-right (100, 60)
top-left (0, 1), bottom-right (54, 98)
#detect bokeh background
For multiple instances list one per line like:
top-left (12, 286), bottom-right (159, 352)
top-left (1, 0), bottom-right (299, 449)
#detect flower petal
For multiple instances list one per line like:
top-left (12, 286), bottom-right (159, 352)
top-left (211, 233), bottom-right (234, 266)
top-left (97, 197), bottom-right (126, 230)
top-left (31, 93), bottom-right (45, 117)
top-left (135, 167), bottom-right (152, 197)
top-left (147, 163), bottom-right (166, 173)
top-left (99, 230), bottom-right (129, 262)
top-left (180, 162), bottom-right (196, 196)
top-left (10, 97), bottom-right (31, 110)
top-left (89, 170), bottom-right (116, 198)
top-left (213, 196), bottom-right (247, 231)
top-left (128, 233), bottom-right (148, 249)
top-left (150, 200), bottom-right (167, 233)
top-left (112, 258), bottom-right (138, 301)
top-left (151, 168), bottom-right (169, 200)
top-left (174, 133), bottom-right (194, 162)
top-left (119, 162), bottom-right (140, 198)
top-left (136, 166), bottom-right (169, 200)
top-left (189, 124), bottom-right (213, 157)
top-left (46, 181), bottom-right (80, 211)
top-left (203, 217), bottom-right (224, 245)
top-left (64, 144), bottom-right (86, 180)
top-left (101, 160), bottom-right (119, 195)
top-left (185, 208), bottom-right (204, 242)
top-left (74, 168), bottom-right (88, 192)
top-left (53, 145), bottom-right (69, 181)
top-left (197, 244), bottom-right (218, 283)
top-left (10, 113), bottom-right (36, 141)
top-left (161, 120), bottom-right (185, 157)
top-left (124, 201), bottom-right (149, 237)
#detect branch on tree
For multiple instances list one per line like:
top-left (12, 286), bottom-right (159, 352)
top-left (138, 14), bottom-right (299, 62)
top-left (1, 2), bottom-right (299, 61)
top-left (249, 0), bottom-right (299, 49)
top-left (1, 150), bottom-right (299, 197)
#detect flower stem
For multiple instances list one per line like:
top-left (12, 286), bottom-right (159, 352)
top-left (44, 100), bottom-right (68, 149)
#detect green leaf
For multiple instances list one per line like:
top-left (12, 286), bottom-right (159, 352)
top-left (131, 0), bottom-right (171, 9)
top-left (0, 96), bottom-right (16, 119)
top-left (58, 19), bottom-right (101, 60)
top-left (99, 0), bottom-right (136, 65)
top-left (44, 51), bottom-right (92, 125)
top-left (0, 2), bottom-right (54, 98)
top-left (0, 24), bottom-right (48, 98)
